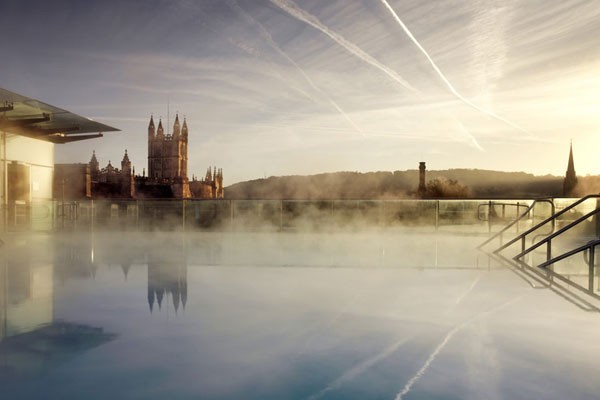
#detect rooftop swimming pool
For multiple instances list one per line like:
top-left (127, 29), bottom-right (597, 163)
top-left (2, 227), bottom-right (600, 400)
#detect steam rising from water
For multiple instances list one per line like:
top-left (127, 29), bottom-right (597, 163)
top-left (3, 227), bottom-right (600, 399)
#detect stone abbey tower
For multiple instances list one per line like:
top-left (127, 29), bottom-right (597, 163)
top-left (148, 115), bottom-right (188, 180)
top-left (147, 114), bottom-right (191, 198)
top-left (146, 114), bottom-right (223, 199)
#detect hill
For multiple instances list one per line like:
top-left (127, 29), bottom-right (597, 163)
top-left (224, 169), bottom-right (600, 200)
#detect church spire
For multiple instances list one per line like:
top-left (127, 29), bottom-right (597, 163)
top-left (563, 141), bottom-right (578, 196)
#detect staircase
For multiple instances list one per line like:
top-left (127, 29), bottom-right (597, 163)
top-left (480, 195), bottom-right (600, 310)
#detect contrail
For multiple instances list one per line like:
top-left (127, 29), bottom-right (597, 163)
top-left (269, 0), bottom-right (484, 150)
top-left (394, 324), bottom-right (460, 400)
top-left (378, 0), bottom-right (532, 136)
top-left (455, 275), bottom-right (481, 305)
top-left (226, 0), bottom-right (364, 134)
top-left (394, 295), bottom-right (523, 400)
top-left (269, 0), bottom-right (417, 94)
top-left (306, 334), bottom-right (415, 400)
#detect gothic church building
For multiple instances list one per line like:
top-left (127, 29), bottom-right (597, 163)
top-left (54, 114), bottom-right (223, 200)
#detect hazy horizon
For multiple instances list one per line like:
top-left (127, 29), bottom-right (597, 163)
top-left (2, 0), bottom-right (599, 184)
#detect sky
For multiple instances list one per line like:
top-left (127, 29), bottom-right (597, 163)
top-left (2, 0), bottom-right (600, 184)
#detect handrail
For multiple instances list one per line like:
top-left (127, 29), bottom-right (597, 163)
top-left (535, 239), bottom-right (600, 298)
top-left (513, 206), bottom-right (600, 260)
top-left (538, 239), bottom-right (600, 269)
top-left (492, 251), bottom-right (600, 311)
top-left (477, 199), bottom-right (553, 249)
top-left (476, 201), bottom-right (530, 221)
top-left (495, 194), bottom-right (600, 254)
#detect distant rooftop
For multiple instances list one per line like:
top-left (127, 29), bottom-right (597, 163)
top-left (0, 88), bottom-right (119, 143)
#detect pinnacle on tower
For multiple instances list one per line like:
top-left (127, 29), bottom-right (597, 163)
top-left (121, 149), bottom-right (131, 174)
top-left (148, 115), bottom-right (156, 137)
top-left (173, 113), bottom-right (181, 137)
top-left (182, 117), bottom-right (188, 137)
top-left (157, 118), bottom-right (164, 137)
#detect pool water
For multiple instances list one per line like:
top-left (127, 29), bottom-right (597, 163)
top-left (1, 231), bottom-right (600, 399)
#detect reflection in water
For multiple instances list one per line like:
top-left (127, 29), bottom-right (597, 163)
top-left (3, 231), bottom-right (600, 399)
top-left (147, 240), bottom-right (188, 313)
top-left (1, 239), bottom-right (52, 339)
top-left (54, 232), bottom-right (191, 314)
top-left (0, 237), bottom-right (114, 382)
top-left (0, 322), bottom-right (115, 382)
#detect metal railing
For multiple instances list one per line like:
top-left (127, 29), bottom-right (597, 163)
top-left (537, 239), bottom-right (600, 297)
top-left (0, 198), bottom-right (529, 233)
top-left (477, 199), bottom-right (553, 249)
top-left (495, 194), bottom-right (600, 255)
top-left (513, 206), bottom-right (600, 261)
top-left (477, 201), bottom-right (531, 222)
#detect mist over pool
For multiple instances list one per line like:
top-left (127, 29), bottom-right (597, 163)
top-left (2, 221), bottom-right (600, 400)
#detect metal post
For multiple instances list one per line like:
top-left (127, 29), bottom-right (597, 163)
top-left (488, 200), bottom-right (492, 233)
top-left (280, 200), bottom-right (283, 231)
top-left (61, 178), bottom-right (65, 230)
top-left (547, 240), bottom-right (552, 262)
top-left (74, 201), bottom-right (78, 231)
top-left (2, 130), bottom-right (7, 233)
top-left (521, 236), bottom-right (526, 253)
top-left (516, 202), bottom-right (520, 234)
top-left (435, 200), bottom-right (439, 231)
top-left (230, 199), bottom-right (233, 230)
top-left (589, 245), bottom-right (595, 292)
